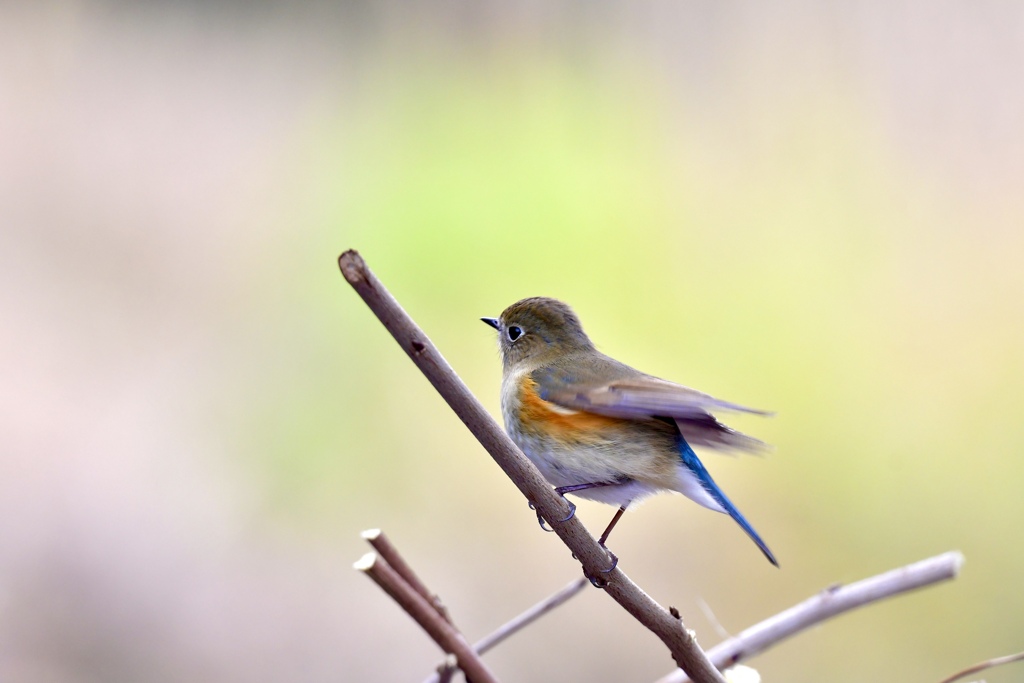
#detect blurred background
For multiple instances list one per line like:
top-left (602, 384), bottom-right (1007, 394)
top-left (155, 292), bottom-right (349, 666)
top-left (3, 2), bottom-right (1023, 681)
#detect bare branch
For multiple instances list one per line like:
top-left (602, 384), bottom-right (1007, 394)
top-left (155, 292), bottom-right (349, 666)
top-left (474, 576), bottom-right (590, 656)
top-left (938, 649), bottom-right (1024, 683)
top-left (339, 249), bottom-right (726, 683)
top-left (354, 552), bottom-right (501, 683)
top-left (657, 551), bottom-right (964, 683)
top-left (362, 528), bottom-right (453, 624)
top-left (424, 577), bottom-right (590, 683)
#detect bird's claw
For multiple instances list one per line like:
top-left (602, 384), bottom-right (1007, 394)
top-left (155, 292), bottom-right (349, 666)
top-left (559, 499), bottom-right (577, 523)
top-left (584, 549), bottom-right (619, 588)
top-left (527, 500), bottom-right (553, 532)
top-left (527, 498), bottom-right (577, 532)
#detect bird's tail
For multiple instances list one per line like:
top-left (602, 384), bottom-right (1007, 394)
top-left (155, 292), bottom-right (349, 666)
top-left (674, 439), bottom-right (779, 567)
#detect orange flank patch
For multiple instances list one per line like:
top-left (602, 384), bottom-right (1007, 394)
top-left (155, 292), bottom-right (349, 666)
top-left (518, 377), bottom-right (623, 441)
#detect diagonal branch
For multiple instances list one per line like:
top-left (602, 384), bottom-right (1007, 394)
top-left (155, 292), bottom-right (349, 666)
top-left (656, 551), bottom-right (964, 683)
top-left (339, 249), bottom-right (726, 683)
top-left (362, 528), bottom-right (454, 625)
top-left (355, 552), bottom-right (501, 683)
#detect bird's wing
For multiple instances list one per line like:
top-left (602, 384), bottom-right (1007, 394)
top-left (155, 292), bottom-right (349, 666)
top-left (532, 355), bottom-right (771, 453)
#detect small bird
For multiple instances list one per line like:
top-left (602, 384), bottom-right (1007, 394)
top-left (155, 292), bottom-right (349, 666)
top-left (482, 297), bottom-right (777, 567)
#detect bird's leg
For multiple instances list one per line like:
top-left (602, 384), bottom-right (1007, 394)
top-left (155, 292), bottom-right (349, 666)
top-left (581, 504), bottom-right (627, 586)
top-left (554, 482), bottom-right (618, 496)
top-left (529, 480), bottom-right (621, 531)
top-left (531, 482), bottom-right (627, 587)
top-left (598, 505), bottom-right (628, 547)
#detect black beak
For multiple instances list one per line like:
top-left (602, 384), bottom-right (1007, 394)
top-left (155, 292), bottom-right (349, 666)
top-left (481, 317), bottom-right (500, 330)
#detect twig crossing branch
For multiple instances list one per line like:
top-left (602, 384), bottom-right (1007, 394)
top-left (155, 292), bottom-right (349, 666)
top-left (424, 577), bottom-right (590, 683)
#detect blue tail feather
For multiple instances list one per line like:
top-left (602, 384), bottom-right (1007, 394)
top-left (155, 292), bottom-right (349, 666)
top-left (678, 438), bottom-right (779, 567)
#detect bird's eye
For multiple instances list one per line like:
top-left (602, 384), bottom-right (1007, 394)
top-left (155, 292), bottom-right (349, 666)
top-left (507, 326), bottom-right (523, 342)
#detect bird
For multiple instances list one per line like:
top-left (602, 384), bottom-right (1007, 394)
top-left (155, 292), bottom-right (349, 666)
top-left (482, 296), bottom-right (777, 567)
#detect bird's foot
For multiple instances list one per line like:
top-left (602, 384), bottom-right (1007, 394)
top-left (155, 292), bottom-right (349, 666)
top-left (584, 549), bottom-right (619, 588)
top-left (527, 500), bottom-right (552, 531)
top-left (557, 499), bottom-right (577, 523)
top-left (527, 497), bottom-right (577, 532)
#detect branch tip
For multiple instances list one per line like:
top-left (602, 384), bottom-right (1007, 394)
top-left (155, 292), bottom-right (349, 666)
top-left (353, 552), bottom-right (378, 571)
top-left (338, 249), bottom-right (367, 284)
top-left (361, 528), bottom-right (382, 540)
top-left (948, 550), bottom-right (965, 575)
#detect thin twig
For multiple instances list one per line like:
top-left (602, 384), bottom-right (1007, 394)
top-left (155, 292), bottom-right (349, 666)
top-left (424, 577), bottom-right (590, 683)
top-left (696, 597), bottom-right (733, 642)
top-left (938, 649), bottom-right (1024, 683)
top-left (339, 249), bottom-right (726, 683)
top-left (656, 551), bottom-right (964, 683)
top-left (475, 576), bottom-right (590, 655)
top-left (362, 528), bottom-right (453, 624)
top-left (354, 552), bottom-right (501, 683)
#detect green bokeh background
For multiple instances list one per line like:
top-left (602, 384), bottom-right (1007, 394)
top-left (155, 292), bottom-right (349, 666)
top-left (3, 3), bottom-right (1023, 682)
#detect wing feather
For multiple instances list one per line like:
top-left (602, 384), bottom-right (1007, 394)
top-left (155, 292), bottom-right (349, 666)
top-left (532, 354), bottom-right (771, 454)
